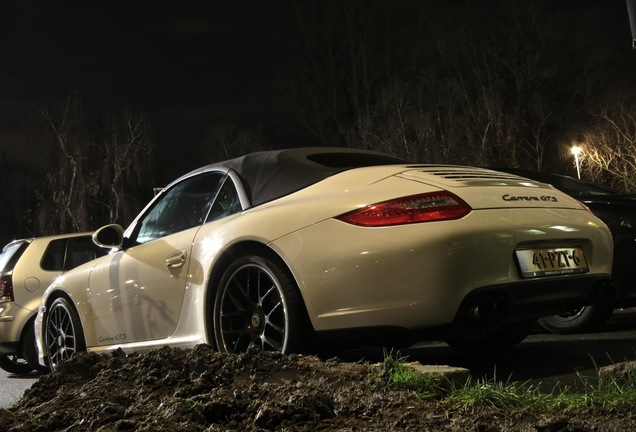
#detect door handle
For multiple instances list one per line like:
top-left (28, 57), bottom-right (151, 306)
top-left (165, 250), bottom-right (186, 269)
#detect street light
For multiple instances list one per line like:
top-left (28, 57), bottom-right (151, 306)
top-left (571, 145), bottom-right (582, 179)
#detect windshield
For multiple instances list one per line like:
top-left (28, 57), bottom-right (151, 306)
top-left (0, 241), bottom-right (29, 273)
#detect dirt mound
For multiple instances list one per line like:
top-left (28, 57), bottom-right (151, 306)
top-left (0, 345), bottom-right (634, 431)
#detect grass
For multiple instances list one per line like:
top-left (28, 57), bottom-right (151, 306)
top-left (378, 350), bottom-right (636, 413)
top-left (444, 376), bottom-right (552, 411)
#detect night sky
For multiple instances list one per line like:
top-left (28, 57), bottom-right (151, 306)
top-left (0, 1), bottom-right (301, 182)
top-left (1, 2), bottom-right (280, 110)
top-left (0, 0), bottom-right (634, 243)
top-left (0, 1), bottom-right (633, 175)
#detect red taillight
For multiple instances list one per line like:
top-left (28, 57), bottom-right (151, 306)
top-left (0, 275), bottom-right (14, 303)
top-left (337, 191), bottom-right (472, 227)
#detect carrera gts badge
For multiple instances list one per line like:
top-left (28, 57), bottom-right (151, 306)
top-left (502, 194), bottom-right (558, 202)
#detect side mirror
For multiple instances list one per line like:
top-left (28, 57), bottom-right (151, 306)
top-left (92, 224), bottom-right (125, 249)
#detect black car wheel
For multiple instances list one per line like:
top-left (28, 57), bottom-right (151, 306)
top-left (45, 297), bottom-right (86, 370)
top-left (538, 304), bottom-right (614, 334)
top-left (0, 354), bottom-right (33, 375)
top-left (213, 253), bottom-right (311, 354)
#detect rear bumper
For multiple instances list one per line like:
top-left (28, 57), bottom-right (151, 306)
top-left (452, 274), bottom-right (614, 327)
top-left (0, 302), bottom-right (33, 352)
top-left (315, 274), bottom-right (613, 348)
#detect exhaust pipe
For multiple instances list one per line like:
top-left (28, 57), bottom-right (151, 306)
top-left (470, 295), bottom-right (508, 322)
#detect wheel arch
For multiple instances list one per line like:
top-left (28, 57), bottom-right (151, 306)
top-left (44, 289), bottom-right (76, 311)
top-left (40, 290), bottom-right (87, 369)
top-left (18, 313), bottom-right (49, 372)
top-left (39, 289), bottom-right (85, 344)
top-left (18, 313), bottom-right (38, 351)
top-left (203, 240), bottom-right (311, 343)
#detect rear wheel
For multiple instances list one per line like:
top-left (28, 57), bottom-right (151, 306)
top-left (213, 252), bottom-right (312, 354)
top-left (0, 354), bottom-right (33, 375)
top-left (538, 304), bottom-right (614, 334)
top-left (45, 297), bottom-right (86, 370)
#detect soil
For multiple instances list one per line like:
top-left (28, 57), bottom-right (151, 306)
top-left (0, 345), bottom-right (635, 432)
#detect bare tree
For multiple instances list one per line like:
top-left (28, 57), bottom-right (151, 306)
top-left (279, 0), bottom-right (429, 150)
top-left (425, 0), bottom-right (583, 169)
top-left (577, 101), bottom-right (636, 192)
top-left (38, 94), bottom-right (93, 233)
top-left (278, 0), bottom-right (583, 168)
top-left (35, 94), bottom-right (154, 235)
top-left (199, 122), bottom-right (269, 163)
top-left (95, 108), bottom-right (154, 224)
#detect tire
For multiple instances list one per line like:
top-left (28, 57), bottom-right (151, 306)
top-left (0, 354), bottom-right (33, 375)
top-left (538, 304), bottom-right (614, 334)
top-left (444, 320), bottom-right (534, 353)
top-left (45, 297), bottom-right (86, 370)
top-left (23, 322), bottom-right (49, 373)
top-left (213, 253), bottom-right (312, 354)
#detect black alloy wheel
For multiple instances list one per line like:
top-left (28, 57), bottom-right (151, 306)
top-left (45, 297), bottom-right (86, 370)
top-left (213, 253), bottom-right (311, 354)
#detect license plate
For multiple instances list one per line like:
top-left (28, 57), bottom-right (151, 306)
top-left (515, 247), bottom-right (589, 278)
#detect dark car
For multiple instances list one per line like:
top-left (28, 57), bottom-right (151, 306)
top-left (494, 168), bottom-right (636, 333)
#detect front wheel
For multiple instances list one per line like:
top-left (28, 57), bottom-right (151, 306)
top-left (538, 304), bottom-right (614, 334)
top-left (213, 253), bottom-right (312, 354)
top-left (44, 297), bottom-right (86, 370)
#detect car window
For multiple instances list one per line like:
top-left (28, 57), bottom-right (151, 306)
top-left (41, 239), bottom-right (67, 271)
top-left (206, 177), bottom-right (243, 222)
top-left (64, 236), bottom-right (108, 270)
top-left (135, 172), bottom-right (226, 244)
top-left (551, 177), bottom-right (618, 197)
top-left (0, 241), bottom-right (29, 273)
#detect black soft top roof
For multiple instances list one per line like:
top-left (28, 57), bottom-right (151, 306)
top-left (210, 147), bottom-right (408, 206)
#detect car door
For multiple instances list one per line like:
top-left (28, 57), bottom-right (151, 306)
top-left (88, 172), bottom-right (227, 346)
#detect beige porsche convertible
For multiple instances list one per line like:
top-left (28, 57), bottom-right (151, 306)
top-left (35, 147), bottom-right (614, 370)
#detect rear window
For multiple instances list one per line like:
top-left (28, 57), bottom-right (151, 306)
top-left (306, 152), bottom-right (407, 168)
top-left (0, 241), bottom-right (29, 273)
